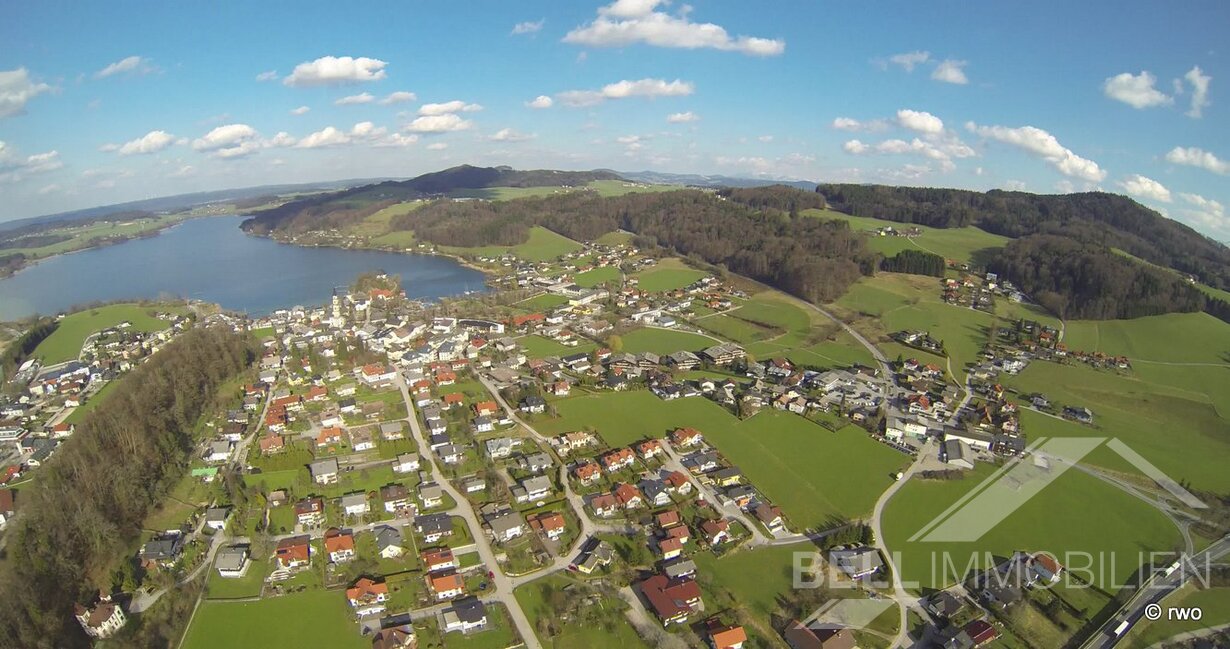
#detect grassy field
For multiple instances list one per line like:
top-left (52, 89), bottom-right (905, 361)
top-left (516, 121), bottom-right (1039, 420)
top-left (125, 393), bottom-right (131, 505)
top-left (517, 293), bottom-right (570, 312)
top-left (1124, 583), bottom-right (1230, 647)
top-left (517, 335), bottom-right (597, 359)
top-left (632, 258), bottom-right (708, 292)
top-left (34, 303), bottom-right (180, 364)
top-left (804, 208), bottom-right (1010, 263)
top-left (618, 327), bottom-right (715, 355)
top-left (204, 557), bottom-right (270, 599)
top-left (882, 463), bottom-right (1182, 592)
top-left (593, 230), bottom-right (634, 246)
top-left (1063, 312), bottom-right (1230, 363)
top-left (349, 201), bottom-right (423, 238)
top-left (585, 180), bottom-right (678, 197)
top-left (514, 574), bottom-right (649, 649)
top-left (535, 392), bottom-right (906, 525)
top-left (573, 266), bottom-right (620, 288)
top-left (65, 379), bottom-right (121, 424)
top-left (370, 230), bottom-right (418, 248)
top-left (182, 588), bottom-right (367, 649)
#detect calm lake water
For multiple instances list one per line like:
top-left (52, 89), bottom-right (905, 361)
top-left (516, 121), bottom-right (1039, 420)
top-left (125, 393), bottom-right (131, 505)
top-left (0, 215), bottom-right (488, 321)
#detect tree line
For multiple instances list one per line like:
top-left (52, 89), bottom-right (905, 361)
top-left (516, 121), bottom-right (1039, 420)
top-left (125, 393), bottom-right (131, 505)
top-left (816, 183), bottom-right (1230, 290)
top-left (0, 318), bottom-right (57, 385)
top-left (0, 327), bottom-right (255, 649)
top-left (988, 235), bottom-right (1208, 320)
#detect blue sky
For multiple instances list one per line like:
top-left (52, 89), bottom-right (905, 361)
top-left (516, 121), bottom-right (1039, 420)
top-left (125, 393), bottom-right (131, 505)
top-left (1, 0), bottom-right (1227, 239)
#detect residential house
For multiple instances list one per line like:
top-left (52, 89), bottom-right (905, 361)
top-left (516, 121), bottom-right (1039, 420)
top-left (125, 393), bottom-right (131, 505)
top-left (74, 594), bottom-right (127, 639)
top-left (295, 497), bottom-right (325, 527)
top-left (346, 577), bottom-right (389, 616)
top-left (601, 447), bottom-right (637, 473)
top-left (414, 512), bottom-right (454, 543)
top-left (636, 439), bottom-right (664, 461)
top-left (392, 452), bottom-right (420, 474)
top-left (427, 571), bottom-right (466, 601)
top-left (215, 545), bottom-right (250, 578)
top-left (829, 547), bottom-right (884, 580)
top-left (670, 427), bottom-right (704, 448)
top-left (527, 511), bottom-right (567, 541)
top-left (310, 458), bottom-right (340, 485)
top-left (373, 525), bottom-right (405, 559)
top-left (702, 519), bottom-right (732, 546)
top-left (638, 574), bottom-right (703, 625)
top-left (614, 482), bottom-right (644, 509)
top-left (709, 624), bottom-right (748, 649)
top-left (204, 506), bottom-right (231, 531)
top-left (371, 626), bottom-right (417, 649)
top-left (324, 528), bottom-right (357, 563)
top-left (275, 535), bottom-right (312, 569)
top-left (513, 475), bottom-right (553, 503)
top-left (590, 493), bottom-right (619, 518)
top-left (783, 622), bottom-right (857, 649)
top-left (442, 597), bottom-right (488, 634)
top-left (486, 510), bottom-right (527, 543)
top-left (421, 547), bottom-right (457, 573)
top-left (418, 482), bottom-right (444, 508)
top-left (573, 461), bottom-right (602, 486)
top-left (350, 428), bottom-right (375, 452)
top-left (381, 484), bottom-right (412, 514)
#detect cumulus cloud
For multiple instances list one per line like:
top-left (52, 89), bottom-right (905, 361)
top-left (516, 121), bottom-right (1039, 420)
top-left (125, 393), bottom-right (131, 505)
top-left (1164, 146), bottom-right (1228, 175)
top-left (831, 116), bottom-right (889, 132)
top-left (512, 19), bottom-right (544, 35)
top-left (406, 113), bottom-right (473, 133)
top-left (490, 128), bottom-right (534, 142)
top-left (1103, 70), bottom-right (1173, 108)
top-left (0, 68), bottom-right (53, 119)
top-left (267, 132), bottom-right (296, 148)
top-left (966, 122), bottom-right (1106, 182)
top-left (563, 0), bottom-right (784, 56)
top-left (283, 56), bottom-right (387, 87)
top-left (419, 100), bottom-right (482, 116)
top-left (888, 50), bottom-right (931, 72)
top-left (95, 55), bottom-right (156, 79)
top-left (106, 130), bottom-right (176, 155)
top-left (335, 92), bottom-right (375, 105)
top-left (1118, 174), bottom-right (1172, 203)
top-left (255, 70), bottom-right (278, 82)
top-left (896, 109), bottom-right (944, 135)
top-left (191, 123), bottom-right (262, 158)
top-left (379, 91), bottom-right (417, 105)
top-left (843, 140), bottom-right (869, 154)
top-left (376, 133), bottom-right (419, 148)
top-left (931, 59), bottom-right (969, 84)
top-left (296, 126), bottom-right (351, 148)
top-left (169, 164), bottom-right (195, 178)
top-left (666, 111), bottom-right (698, 123)
top-left (1177, 193), bottom-right (1227, 235)
top-left (0, 143), bottom-right (63, 183)
top-left (557, 78), bottom-right (693, 107)
top-left (1184, 66), bottom-right (1211, 118)
top-left (842, 136), bottom-right (972, 172)
top-left (526, 95), bottom-right (553, 109)
top-left (290, 105), bottom-right (310, 115)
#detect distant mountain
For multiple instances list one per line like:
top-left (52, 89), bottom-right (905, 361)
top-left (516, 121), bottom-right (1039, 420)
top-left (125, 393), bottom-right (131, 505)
top-left (615, 169), bottom-right (817, 191)
top-left (0, 178), bottom-right (389, 234)
top-left (242, 165), bottom-right (623, 235)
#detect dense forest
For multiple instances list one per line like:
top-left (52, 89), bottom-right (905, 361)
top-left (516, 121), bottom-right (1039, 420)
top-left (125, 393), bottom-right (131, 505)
top-left (716, 184), bottom-right (829, 214)
top-left (392, 189), bottom-right (877, 303)
top-left (241, 165), bottom-right (620, 235)
top-left (0, 327), bottom-right (254, 649)
top-left (816, 184), bottom-right (1230, 290)
top-left (989, 235), bottom-right (1208, 319)
top-left (881, 249), bottom-right (946, 277)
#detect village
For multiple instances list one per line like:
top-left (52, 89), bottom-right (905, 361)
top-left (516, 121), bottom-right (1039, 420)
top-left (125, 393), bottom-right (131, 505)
top-left (1, 238), bottom-right (1139, 649)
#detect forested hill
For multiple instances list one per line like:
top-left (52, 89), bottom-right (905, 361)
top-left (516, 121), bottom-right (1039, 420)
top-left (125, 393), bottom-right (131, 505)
top-left (241, 165), bottom-right (621, 235)
top-left (815, 183), bottom-right (1230, 290)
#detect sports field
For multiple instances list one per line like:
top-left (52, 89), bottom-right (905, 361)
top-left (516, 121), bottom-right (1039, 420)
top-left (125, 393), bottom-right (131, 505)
top-left (535, 392), bottom-right (907, 524)
top-left (182, 590), bottom-right (367, 649)
top-left (34, 303), bottom-right (180, 364)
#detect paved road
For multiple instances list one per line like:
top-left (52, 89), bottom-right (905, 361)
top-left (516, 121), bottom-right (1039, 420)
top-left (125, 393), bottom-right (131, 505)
top-left (1086, 534), bottom-right (1230, 649)
top-left (395, 375), bottom-right (543, 649)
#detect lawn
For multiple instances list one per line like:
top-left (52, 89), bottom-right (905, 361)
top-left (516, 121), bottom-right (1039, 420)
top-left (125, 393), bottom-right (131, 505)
top-left (517, 294), bottom-right (570, 312)
top-left (618, 327), bottom-right (715, 355)
top-left (804, 208), bottom-right (1010, 264)
top-left (632, 258), bottom-right (708, 292)
top-left (371, 230), bottom-right (418, 248)
top-left (881, 463), bottom-right (1182, 592)
top-left (510, 226), bottom-right (584, 262)
top-left (593, 230), bottom-right (634, 246)
top-left (443, 602), bottom-right (519, 649)
top-left (182, 589), bottom-right (367, 649)
top-left (517, 335), bottom-right (597, 359)
top-left (1125, 583), bottom-right (1230, 647)
top-left (573, 266), bottom-right (620, 288)
top-left (1063, 312), bottom-right (1230, 364)
top-left (34, 303), bottom-right (181, 364)
top-left (535, 392), bottom-right (907, 525)
top-left (695, 313), bottom-right (772, 344)
top-left (514, 574), bottom-right (649, 649)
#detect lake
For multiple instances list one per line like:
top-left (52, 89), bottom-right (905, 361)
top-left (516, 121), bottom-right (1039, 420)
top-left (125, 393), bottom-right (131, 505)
top-left (0, 215), bottom-right (488, 321)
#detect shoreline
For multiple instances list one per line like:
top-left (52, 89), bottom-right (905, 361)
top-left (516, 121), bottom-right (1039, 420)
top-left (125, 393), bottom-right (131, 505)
top-left (0, 214), bottom-right (204, 281)
top-left (250, 228), bottom-right (500, 283)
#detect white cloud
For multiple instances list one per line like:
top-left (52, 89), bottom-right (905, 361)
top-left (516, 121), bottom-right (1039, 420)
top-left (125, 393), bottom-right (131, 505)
top-left (888, 50), bottom-right (931, 72)
top-left (376, 133), bottom-right (419, 148)
top-left (966, 122), bottom-right (1106, 182)
top-left (267, 132), bottom-right (296, 148)
top-left (290, 105), bottom-right (311, 115)
top-left (1102, 70), bottom-right (1172, 109)
top-left (37, 183), bottom-right (60, 195)
top-left (1003, 180), bottom-right (1027, 191)
top-left (666, 111), bottom-right (699, 123)
top-left (255, 70), bottom-right (278, 82)
top-left (426, 142), bottom-right (448, 151)
top-left (283, 56), bottom-right (387, 87)
top-left (0, 144), bottom-right (63, 183)
top-left (406, 113), bottom-right (473, 133)
top-left (1184, 66), bottom-right (1211, 118)
top-left (1164, 146), bottom-right (1229, 175)
top-left (296, 126), bottom-right (351, 149)
top-left (1055, 180), bottom-right (1075, 193)
top-left (831, 116), bottom-right (889, 132)
top-left (169, 164), bottom-right (195, 178)
top-left (563, 0), bottom-right (784, 57)
top-left (512, 19), bottom-right (544, 35)
top-left (842, 132), bottom-right (974, 172)
top-left (1118, 174), bottom-right (1172, 203)
top-left (843, 140), bottom-right (869, 154)
top-left (896, 109), bottom-right (944, 135)
top-left (1180, 192), bottom-right (1224, 218)
top-left (758, 135), bottom-right (773, 142)
top-left (526, 95), bottom-right (553, 109)
top-left (95, 55), bottom-right (155, 79)
top-left (0, 67), bottom-right (53, 118)
top-left (931, 59), bottom-right (969, 84)
top-left (108, 130), bottom-right (176, 155)
top-left (418, 100), bottom-right (482, 116)
top-left (379, 91), bottom-right (417, 105)
top-left (1177, 192), bottom-right (1227, 234)
top-left (335, 92), bottom-right (375, 105)
top-left (191, 123), bottom-right (262, 158)
top-left (490, 128), bottom-right (534, 142)
top-left (557, 78), bottom-right (693, 107)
